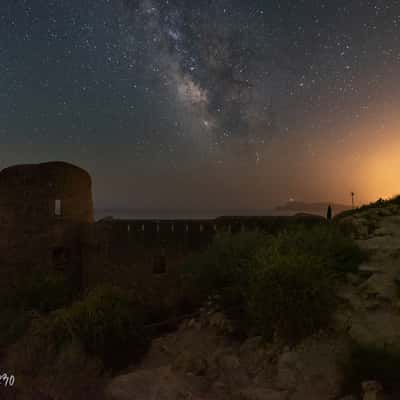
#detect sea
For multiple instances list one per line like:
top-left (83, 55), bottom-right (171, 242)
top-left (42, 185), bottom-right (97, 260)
top-left (94, 208), bottom-right (295, 221)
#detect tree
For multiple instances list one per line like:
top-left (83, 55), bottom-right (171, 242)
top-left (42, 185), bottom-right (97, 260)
top-left (327, 204), bottom-right (332, 221)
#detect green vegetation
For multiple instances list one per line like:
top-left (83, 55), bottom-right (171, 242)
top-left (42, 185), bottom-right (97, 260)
top-left (247, 248), bottom-right (335, 342)
top-left (182, 223), bottom-right (364, 342)
top-left (276, 224), bottom-right (365, 274)
top-left (1, 273), bottom-right (154, 399)
top-left (16, 285), bottom-right (150, 372)
top-left (0, 270), bottom-right (75, 347)
top-left (339, 341), bottom-right (400, 396)
top-left (181, 230), bottom-right (271, 312)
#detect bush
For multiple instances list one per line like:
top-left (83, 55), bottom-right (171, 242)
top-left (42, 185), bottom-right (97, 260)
top-left (273, 224), bottom-right (366, 274)
top-left (182, 223), bottom-right (362, 343)
top-left (247, 246), bottom-right (335, 342)
top-left (8, 332), bottom-right (105, 400)
top-left (181, 231), bottom-right (271, 316)
top-left (0, 270), bottom-right (75, 347)
top-left (65, 285), bottom-right (150, 369)
top-left (19, 285), bottom-right (150, 371)
top-left (339, 342), bottom-right (400, 396)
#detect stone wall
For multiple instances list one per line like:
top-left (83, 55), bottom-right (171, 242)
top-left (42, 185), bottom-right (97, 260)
top-left (80, 215), bottom-right (325, 306)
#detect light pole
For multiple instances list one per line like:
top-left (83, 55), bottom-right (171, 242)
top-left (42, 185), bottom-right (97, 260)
top-left (351, 192), bottom-right (355, 209)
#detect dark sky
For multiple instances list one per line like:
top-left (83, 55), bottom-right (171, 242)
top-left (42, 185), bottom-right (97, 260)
top-left (1, 0), bottom-right (400, 212)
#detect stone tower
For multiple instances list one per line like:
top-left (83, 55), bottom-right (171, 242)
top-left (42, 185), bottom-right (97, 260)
top-left (0, 161), bottom-right (94, 285)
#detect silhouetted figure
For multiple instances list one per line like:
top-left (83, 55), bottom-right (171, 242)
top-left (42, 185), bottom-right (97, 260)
top-left (327, 204), bottom-right (332, 221)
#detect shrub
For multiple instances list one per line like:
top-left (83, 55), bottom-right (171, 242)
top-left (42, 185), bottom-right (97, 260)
top-left (0, 270), bottom-right (75, 347)
top-left (182, 222), bottom-right (366, 342)
top-left (339, 342), bottom-right (400, 397)
top-left (19, 285), bottom-right (150, 372)
top-left (8, 333), bottom-right (106, 400)
top-left (247, 247), bottom-right (335, 342)
top-left (181, 225), bottom-right (352, 342)
top-left (274, 224), bottom-right (366, 274)
top-left (181, 231), bottom-right (271, 315)
top-left (64, 285), bottom-right (150, 369)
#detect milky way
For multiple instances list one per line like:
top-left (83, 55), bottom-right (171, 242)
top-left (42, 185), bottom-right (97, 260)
top-left (1, 1), bottom-right (400, 212)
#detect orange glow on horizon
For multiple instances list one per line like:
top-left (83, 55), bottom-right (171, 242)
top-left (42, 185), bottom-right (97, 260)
top-left (359, 136), bottom-right (400, 203)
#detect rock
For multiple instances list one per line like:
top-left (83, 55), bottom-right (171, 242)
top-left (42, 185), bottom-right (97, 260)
top-left (238, 337), bottom-right (272, 377)
top-left (346, 273), bottom-right (364, 286)
top-left (218, 353), bottom-right (251, 389)
top-left (387, 204), bottom-right (400, 215)
top-left (358, 264), bottom-right (383, 276)
top-left (358, 272), bottom-right (397, 304)
top-left (362, 380), bottom-right (384, 400)
top-left (217, 353), bottom-right (239, 369)
top-left (187, 319), bottom-right (197, 328)
top-left (210, 381), bottom-right (230, 399)
top-left (394, 274), bottom-right (400, 286)
top-left (290, 373), bottom-right (340, 400)
top-left (174, 351), bottom-right (208, 376)
top-left (276, 351), bottom-right (300, 389)
top-left (239, 336), bottom-right (263, 355)
top-left (244, 348), bottom-right (269, 377)
top-left (353, 218), bottom-right (370, 239)
top-left (340, 216), bottom-right (370, 239)
top-left (364, 299), bottom-right (382, 310)
top-left (105, 366), bottom-right (207, 400)
top-left (238, 387), bottom-right (287, 400)
top-left (374, 227), bottom-right (392, 237)
top-left (377, 208), bottom-right (393, 217)
top-left (209, 312), bottom-right (227, 331)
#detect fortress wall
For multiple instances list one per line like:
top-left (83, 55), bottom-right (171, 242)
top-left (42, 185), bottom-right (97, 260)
top-left (81, 215), bottom-right (325, 306)
top-left (80, 220), bottom-right (217, 306)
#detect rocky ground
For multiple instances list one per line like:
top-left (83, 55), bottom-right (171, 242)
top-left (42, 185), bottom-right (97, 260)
top-left (338, 205), bottom-right (400, 349)
top-left (104, 204), bottom-right (400, 400)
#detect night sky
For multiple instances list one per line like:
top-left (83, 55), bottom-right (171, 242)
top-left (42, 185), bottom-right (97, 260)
top-left (1, 0), bottom-right (400, 215)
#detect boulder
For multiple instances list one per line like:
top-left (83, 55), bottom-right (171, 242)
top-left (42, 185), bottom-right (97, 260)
top-left (238, 387), bottom-right (287, 400)
top-left (239, 337), bottom-right (264, 355)
top-left (362, 380), bottom-right (384, 400)
top-left (275, 351), bottom-right (300, 389)
top-left (209, 312), bottom-right (227, 330)
top-left (105, 366), bottom-right (208, 400)
top-left (374, 227), bottom-right (392, 237)
top-left (173, 350), bottom-right (208, 376)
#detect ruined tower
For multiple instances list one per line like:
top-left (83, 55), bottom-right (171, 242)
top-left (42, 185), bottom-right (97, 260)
top-left (0, 161), bottom-right (93, 283)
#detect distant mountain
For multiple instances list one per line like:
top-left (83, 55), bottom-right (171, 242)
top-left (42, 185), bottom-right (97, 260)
top-left (275, 201), bottom-right (351, 217)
